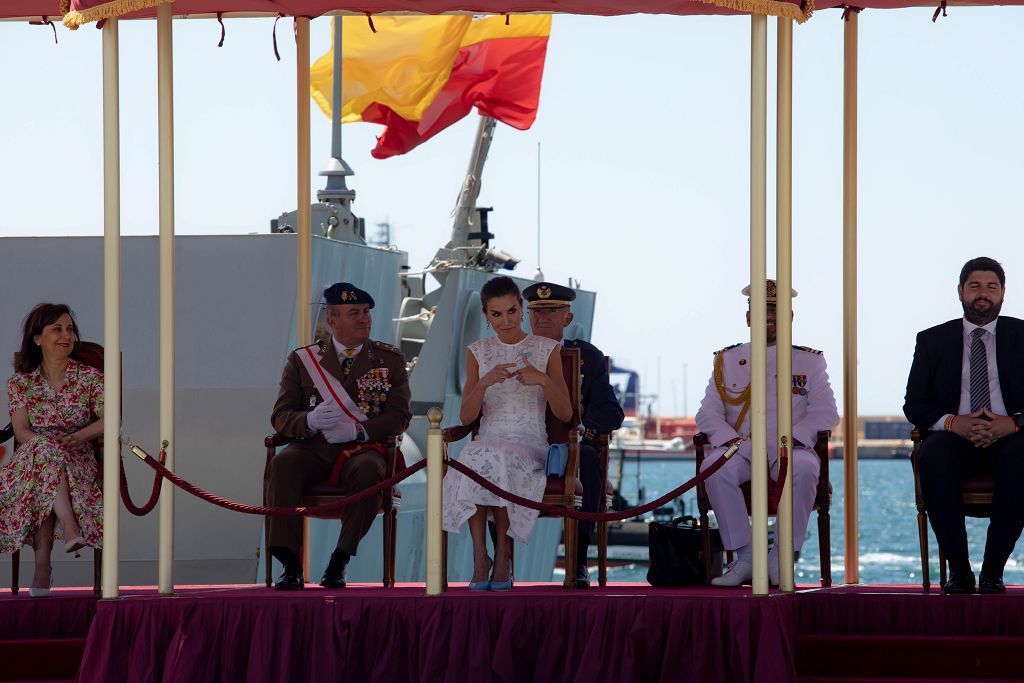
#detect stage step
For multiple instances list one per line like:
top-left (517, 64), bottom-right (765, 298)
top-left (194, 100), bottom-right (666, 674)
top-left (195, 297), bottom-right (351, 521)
top-left (0, 638), bottom-right (84, 681)
top-left (797, 634), bottom-right (1024, 680)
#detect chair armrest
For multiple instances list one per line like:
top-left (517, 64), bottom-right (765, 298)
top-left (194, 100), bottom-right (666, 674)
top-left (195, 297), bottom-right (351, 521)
top-left (0, 422), bottom-right (12, 445)
top-left (265, 433), bottom-right (294, 449)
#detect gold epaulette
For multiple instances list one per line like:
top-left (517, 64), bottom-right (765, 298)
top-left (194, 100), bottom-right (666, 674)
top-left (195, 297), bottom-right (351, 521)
top-left (373, 340), bottom-right (403, 355)
top-left (713, 342), bottom-right (742, 356)
top-left (793, 345), bottom-right (823, 355)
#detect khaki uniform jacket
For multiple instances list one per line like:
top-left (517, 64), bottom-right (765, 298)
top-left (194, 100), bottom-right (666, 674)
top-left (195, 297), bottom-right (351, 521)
top-left (271, 337), bottom-right (412, 444)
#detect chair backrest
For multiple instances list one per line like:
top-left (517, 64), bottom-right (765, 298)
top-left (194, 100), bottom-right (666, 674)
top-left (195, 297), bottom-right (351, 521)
top-left (545, 347), bottom-right (582, 444)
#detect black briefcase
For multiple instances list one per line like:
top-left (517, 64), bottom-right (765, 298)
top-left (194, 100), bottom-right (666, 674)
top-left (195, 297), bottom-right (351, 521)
top-left (647, 515), bottom-right (724, 587)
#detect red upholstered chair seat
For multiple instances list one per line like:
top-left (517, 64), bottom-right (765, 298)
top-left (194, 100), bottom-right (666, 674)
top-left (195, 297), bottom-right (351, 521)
top-left (302, 482), bottom-right (403, 507)
top-left (263, 434), bottom-right (401, 588)
top-left (962, 475), bottom-right (995, 496)
top-left (545, 475), bottom-right (583, 498)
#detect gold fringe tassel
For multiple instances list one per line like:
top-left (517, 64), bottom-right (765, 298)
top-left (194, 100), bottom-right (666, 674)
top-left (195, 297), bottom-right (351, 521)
top-left (695, 0), bottom-right (814, 24)
top-left (62, 0), bottom-right (169, 29)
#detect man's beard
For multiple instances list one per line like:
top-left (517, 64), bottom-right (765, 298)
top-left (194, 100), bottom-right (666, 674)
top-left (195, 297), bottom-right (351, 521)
top-left (962, 297), bottom-right (1002, 325)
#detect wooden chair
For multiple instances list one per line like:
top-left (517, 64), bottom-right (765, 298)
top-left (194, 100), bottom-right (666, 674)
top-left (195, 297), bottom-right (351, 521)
top-left (910, 428), bottom-right (993, 591)
top-left (442, 346), bottom-right (586, 590)
top-left (693, 430), bottom-right (832, 587)
top-left (2, 341), bottom-right (105, 596)
top-left (262, 434), bottom-right (400, 588)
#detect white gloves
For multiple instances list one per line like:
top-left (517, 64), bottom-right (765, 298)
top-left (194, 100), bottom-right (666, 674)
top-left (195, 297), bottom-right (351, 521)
top-left (306, 401), bottom-right (343, 432)
top-left (322, 421), bottom-right (358, 444)
top-left (306, 400), bottom-right (360, 444)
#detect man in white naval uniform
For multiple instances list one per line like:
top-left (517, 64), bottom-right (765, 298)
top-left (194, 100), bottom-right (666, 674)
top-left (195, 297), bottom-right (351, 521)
top-left (696, 280), bottom-right (839, 587)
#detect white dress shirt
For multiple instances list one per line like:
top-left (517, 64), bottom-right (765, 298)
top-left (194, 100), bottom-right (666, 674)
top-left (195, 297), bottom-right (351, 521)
top-left (930, 318), bottom-right (1007, 431)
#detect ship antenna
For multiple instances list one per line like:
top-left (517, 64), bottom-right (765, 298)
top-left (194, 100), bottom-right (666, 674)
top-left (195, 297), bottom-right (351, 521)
top-left (533, 141), bottom-right (545, 282)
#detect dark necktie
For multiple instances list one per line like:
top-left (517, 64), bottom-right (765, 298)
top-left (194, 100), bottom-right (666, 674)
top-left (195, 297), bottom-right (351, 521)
top-left (969, 328), bottom-right (991, 412)
top-left (342, 348), bottom-right (357, 376)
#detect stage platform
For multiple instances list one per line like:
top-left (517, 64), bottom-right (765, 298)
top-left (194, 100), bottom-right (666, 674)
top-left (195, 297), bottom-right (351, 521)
top-left (4, 583), bottom-right (1024, 682)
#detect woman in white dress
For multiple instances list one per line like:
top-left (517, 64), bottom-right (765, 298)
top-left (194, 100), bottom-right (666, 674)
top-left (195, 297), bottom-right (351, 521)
top-left (442, 277), bottom-right (572, 591)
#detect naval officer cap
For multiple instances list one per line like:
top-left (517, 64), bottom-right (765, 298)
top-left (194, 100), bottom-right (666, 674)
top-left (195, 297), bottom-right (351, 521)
top-left (324, 282), bottom-right (375, 309)
top-left (523, 282), bottom-right (576, 309)
top-left (742, 279), bottom-right (798, 304)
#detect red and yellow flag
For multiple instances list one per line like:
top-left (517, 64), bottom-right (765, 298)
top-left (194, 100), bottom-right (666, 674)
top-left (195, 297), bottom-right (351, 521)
top-left (311, 15), bottom-right (551, 159)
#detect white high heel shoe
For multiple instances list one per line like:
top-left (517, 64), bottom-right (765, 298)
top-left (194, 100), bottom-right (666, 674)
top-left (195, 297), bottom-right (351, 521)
top-left (65, 536), bottom-right (87, 557)
top-left (29, 568), bottom-right (53, 598)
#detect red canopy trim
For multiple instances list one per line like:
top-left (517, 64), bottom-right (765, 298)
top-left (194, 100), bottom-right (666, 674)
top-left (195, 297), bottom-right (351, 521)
top-left (62, 0), bottom-right (811, 30)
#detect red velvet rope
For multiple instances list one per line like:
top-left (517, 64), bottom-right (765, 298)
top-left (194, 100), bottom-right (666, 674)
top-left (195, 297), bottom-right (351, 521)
top-left (446, 450), bottom-right (751, 522)
top-left (127, 443), bottom-right (789, 524)
top-left (119, 450), bottom-right (164, 517)
top-left (131, 445), bottom-right (425, 517)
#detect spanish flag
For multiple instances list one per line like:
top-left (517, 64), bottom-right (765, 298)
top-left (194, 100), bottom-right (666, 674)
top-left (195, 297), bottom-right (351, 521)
top-left (311, 15), bottom-right (551, 159)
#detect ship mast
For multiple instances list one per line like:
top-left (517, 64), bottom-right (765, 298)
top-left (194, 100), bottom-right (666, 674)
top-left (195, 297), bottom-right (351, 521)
top-left (429, 115), bottom-right (518, 282)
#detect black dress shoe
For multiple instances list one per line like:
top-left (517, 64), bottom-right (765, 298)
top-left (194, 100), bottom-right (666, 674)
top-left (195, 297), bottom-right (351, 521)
top-left (574, 563), bottom-right (591, 589)
top-left (979, 574), bottom-right (1006, 594)
top-left (274, 569), bottom-right (304, 591)
top-left (942, 570), bottom-right (976, 595)
top-left (320, 559), bottom-right (348, 589)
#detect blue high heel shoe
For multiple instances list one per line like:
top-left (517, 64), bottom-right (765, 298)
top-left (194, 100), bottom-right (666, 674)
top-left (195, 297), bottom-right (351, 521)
top-left (489, 559), bottom-right (513, 592)
top-left (469, 558), bottom-right (492, 591)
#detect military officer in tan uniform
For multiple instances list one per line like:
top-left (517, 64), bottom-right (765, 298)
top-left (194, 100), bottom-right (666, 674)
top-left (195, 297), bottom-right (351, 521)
top-left (696, 280), bottom-right (839, 587)
top-left (267, 282), bottom-right (411, 590)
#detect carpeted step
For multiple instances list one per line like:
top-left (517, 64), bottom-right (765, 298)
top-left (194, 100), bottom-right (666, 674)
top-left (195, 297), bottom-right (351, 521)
top-left (0, 639), bottom-right (85, 681)
top-left (797, 635), bottom-right (1024, 680)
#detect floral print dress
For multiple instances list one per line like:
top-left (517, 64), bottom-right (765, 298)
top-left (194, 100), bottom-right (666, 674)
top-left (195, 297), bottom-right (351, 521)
top-left (442, 334), bottom-right (559, 543)
top-left (0, 359), bottom-right (104, 553)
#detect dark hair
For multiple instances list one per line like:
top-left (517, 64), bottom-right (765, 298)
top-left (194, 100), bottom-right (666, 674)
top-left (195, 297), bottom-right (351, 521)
top-left (959, 257), bottom-right (1005, 288)
top-left (15, 303), bottom-right (80, 373)
top-left (480, 276), bottom-right (522, 311)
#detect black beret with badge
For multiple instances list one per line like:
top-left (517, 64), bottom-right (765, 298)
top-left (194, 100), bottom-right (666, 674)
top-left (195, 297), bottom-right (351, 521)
top-left (523, 281), bottom-right (576, 309)
top-left (323, 282), bottom-right (375, 308)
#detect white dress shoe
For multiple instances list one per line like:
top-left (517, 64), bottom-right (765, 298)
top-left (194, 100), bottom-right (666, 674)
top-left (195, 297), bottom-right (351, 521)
top-left (28, 586), bottom-right (51, 598)
top-left (711, 559), bottom-right (753, 587)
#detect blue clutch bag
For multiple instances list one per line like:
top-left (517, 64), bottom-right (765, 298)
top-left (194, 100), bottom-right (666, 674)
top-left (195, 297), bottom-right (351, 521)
top-left (545, 443), bottom-right (569, 477)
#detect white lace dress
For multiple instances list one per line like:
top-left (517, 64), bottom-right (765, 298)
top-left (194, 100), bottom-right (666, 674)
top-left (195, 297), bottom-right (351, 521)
top-left (442, 334), bottom-right (559, 543)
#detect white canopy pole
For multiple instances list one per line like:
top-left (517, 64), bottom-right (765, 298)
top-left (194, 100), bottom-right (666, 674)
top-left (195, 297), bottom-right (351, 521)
top-left (750, 13), bottom-right (769, 597)
top-left (843, 11), bottom-right (860, 584)
top-left (775, 16), bottom-right (795, 593)
top-left (425, 407), bottom-right (444, 595)
top-left (101, 17), bottom-right (121, 600)
top-left (157, 1), bottom-right (176, 595)
top-left (295, 16), bottom-right (313, 578)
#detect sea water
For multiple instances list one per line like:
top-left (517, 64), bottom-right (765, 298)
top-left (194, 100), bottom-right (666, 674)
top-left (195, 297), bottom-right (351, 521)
top-left (604, 458), bottom-right (1024, 585)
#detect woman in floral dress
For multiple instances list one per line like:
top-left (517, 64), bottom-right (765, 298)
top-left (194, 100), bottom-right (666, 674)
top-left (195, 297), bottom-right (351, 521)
top-left (442, 277), bottom-right (572, 591)
top-left (1, 304), bottom-right (104, 597)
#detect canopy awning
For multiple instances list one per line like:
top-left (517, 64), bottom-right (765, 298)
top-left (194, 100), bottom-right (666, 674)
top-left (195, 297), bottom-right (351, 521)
top-left (44, 0), bottom-right (814, 28)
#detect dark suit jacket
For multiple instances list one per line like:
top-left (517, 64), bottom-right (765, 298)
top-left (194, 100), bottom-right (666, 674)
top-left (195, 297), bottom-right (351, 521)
top-left (564, 339), bottom-right (625, 444)
top-left (272, 337), bottom-right (412, 444)
top-left (903, 316), bottom-right (1024, 430)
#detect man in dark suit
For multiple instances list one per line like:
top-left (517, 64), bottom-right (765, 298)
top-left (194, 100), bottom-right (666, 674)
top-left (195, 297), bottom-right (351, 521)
top-left (524, 282), bottom-right (625, 588)
top-left (267, 282), bottom-right (411, 590)
top-left (904, 257), bottom-right (1024, 594)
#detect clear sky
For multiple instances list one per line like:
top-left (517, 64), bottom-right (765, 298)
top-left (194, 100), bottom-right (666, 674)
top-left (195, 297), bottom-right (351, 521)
top-left (2, 8), bottom-right (1022, 416)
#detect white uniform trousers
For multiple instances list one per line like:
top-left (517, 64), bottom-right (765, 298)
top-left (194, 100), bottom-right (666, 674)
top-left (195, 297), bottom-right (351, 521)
top-left (699, 445), bottom-right (820, 552)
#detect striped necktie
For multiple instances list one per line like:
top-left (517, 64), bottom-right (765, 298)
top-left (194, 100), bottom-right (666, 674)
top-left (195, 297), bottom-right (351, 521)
top-left (342, 348), bottom-right (358, 376)
top-left (969, 328), bottom-right (991, 412)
